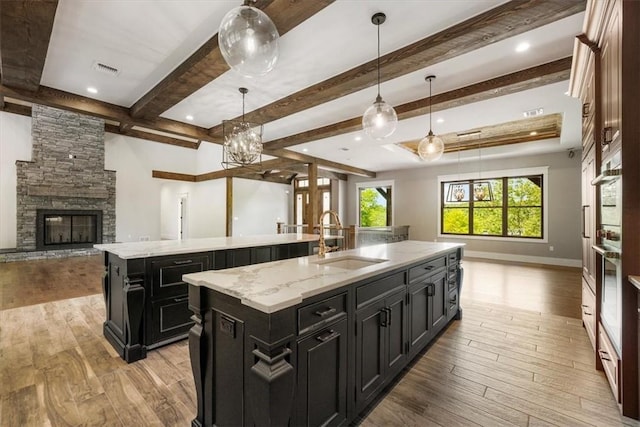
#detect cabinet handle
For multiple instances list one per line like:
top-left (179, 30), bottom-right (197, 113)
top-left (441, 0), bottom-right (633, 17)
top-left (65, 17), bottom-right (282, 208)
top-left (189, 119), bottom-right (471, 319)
top-left (173, 259), bottom-right (193, 265)
top-left (581, 206), bottom-right (586, 238)
top-left (449, 295), bottom-right (457, 304)
top-left (581, 304), bottom-right (589, 308)
top-left (385, 308), bottom-right (392, 327)
top-left (424, 265), bottom-right (434, 271)
top-left (173, 296), bottom-right (189, 303)
top-left (583, 311), bottom-right (592, 316)
top-left (598, 350), bottom-right (611, 361)
top-left (582, 102), bottom-right (590, 118)
top-left (427, 283), bottom-right (435, 297)
top-left (316, 330), bottom-right (339, 343)
top-left (314, 307), bottom-right (337, 317)
top-left (380, 308), bottom-right (389, 328)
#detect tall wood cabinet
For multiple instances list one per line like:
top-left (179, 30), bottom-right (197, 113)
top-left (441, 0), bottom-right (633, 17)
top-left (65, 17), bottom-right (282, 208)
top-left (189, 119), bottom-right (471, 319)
top-left (570, 0), bottom-right (640, 419)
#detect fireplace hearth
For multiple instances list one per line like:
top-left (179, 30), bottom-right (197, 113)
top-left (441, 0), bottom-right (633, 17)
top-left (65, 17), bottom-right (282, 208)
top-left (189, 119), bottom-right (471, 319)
top-left (36, 209), bottom-right (102, 251)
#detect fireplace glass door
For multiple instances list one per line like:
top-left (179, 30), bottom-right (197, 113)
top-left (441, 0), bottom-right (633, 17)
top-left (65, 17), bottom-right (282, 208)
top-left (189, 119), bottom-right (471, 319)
top-left (44, 214), bottom-right (97, 245)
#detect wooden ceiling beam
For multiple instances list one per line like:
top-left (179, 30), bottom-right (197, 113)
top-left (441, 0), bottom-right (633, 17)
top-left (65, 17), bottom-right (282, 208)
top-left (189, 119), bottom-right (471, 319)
top-left (277, 164), bottom-right (348, 181)
top-left (0, 0), bottom-right (58, 91)
top-left (0, 83), bottom-right (217, 141)
top-left (263, 57), bottom-right (572, 149)
top-left (105, 124), bottom-right (199, 149)
top-left (130, 0), bottom-right (335, 119)
top-left (0, 99), bottom-right (31, 117)
top-left (262, 147), bottom-right (376, 178)
top-left (208, 0), bottom-right (586, 138)
top-left (152, 171), bottom-right (197, 182)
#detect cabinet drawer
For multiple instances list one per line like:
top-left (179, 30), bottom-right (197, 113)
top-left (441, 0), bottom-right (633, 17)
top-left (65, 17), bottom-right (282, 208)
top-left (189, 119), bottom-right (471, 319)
top-left (598, 325), bottom-right (620, 402)
top-left (408, 257), bottom-right (446, 283)
top-left (149, 295), bottom-right (193, 345)
top-left (298, 293), bottom-right (347, 336)
top-left (447, 252), bottom-right (458, 264)
top-left (150, 254), bottom-right (209, 298)
top-left (581, 278), bottom-right (596, 350)
top-left (356, 271), bottom-right (406, 308)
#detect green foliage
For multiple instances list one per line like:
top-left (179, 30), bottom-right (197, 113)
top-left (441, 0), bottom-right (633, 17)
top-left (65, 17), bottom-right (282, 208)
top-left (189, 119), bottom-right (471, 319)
top-left (443, 208), bottom-right (469, 233)
top-left (359, 188), bottom-right (387, 227)
top-left (473, 208), bottom-right (502, 235)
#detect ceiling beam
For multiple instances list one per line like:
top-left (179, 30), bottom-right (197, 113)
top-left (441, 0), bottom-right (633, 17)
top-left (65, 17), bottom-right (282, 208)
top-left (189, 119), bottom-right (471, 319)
top-left (262, 57), bottom-right (572, 149)
top-left (130, 0), bottom-right (335, 119)
top-left (152, 171), bottom-right (197, 182)
top-left (104, 124), bottom-right (199, 149)
top-left (0, 99), bottom-right (31, 117)
top-left (0, 0), bottom-right (58, 91)
top-left (262, 147), bottom-right (376, 178)
top-left (208, 0), bottom-right (586, 138)
top-left (277, 164), bottom-right (347, 181)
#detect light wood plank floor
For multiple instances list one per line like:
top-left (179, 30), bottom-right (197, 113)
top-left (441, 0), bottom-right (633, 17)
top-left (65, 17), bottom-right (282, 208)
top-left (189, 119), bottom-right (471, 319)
top-left (1, 256), bottom-right (638, 426)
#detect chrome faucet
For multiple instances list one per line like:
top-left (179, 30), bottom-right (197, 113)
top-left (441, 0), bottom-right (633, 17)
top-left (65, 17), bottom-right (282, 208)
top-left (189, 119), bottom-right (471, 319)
top-left (318, 210), bottom-right (342, 258)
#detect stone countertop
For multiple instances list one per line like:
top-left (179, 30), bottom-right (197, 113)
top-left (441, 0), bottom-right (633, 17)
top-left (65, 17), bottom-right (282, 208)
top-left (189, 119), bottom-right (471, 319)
top-left (630, 276), bottom-right (640, 291)
top-left (183, 240), bottom-right (464, 314)
top-left (94, 234), bottom-right (337, 259)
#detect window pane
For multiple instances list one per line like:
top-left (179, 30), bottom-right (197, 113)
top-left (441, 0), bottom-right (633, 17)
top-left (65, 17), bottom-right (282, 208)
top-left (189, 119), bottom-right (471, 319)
top-left (508, 207), bottom-right (542, 237)
top-left (473, 179), bottom-right (502, 207)
top-left (473, 208), bottom-right (502, 235)
top-left (508, 176), bottom-right (542, 206)
top-left (359, 187), bottom-right (389, 227)
top-left (443, 208), bottom-right (469, 234)
top-left (444, 182), bottom-right (470, 204)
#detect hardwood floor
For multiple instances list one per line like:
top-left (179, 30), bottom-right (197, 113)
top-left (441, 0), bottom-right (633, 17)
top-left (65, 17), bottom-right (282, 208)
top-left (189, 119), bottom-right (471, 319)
top-left (0, 256), bottom-right (638, 426)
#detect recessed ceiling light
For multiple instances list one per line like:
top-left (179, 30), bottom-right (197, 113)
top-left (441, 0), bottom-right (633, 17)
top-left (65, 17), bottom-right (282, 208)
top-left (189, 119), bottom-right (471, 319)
top-left (515, 42), bottom-right (530, 53)
top-left (564, 91), bottom-right (569, 95)
top-left (436, 117), bottom-right (444, 124)
top-left (354, 135), bottom-right (362, 141)
top-left (87, 87), bottom-right (98, 94)
top-left (302, 148), bottom-right (308, 152)
top-left (523, 108), bottom-right (544, 118)
top-left (186, 115), bottom-right (194, 121)
top-left (530, 131), bottom-right (538, 136)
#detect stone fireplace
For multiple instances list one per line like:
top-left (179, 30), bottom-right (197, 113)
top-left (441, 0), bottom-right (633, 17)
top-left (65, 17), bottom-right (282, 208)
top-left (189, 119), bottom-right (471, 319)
top-left (15, 104), bottom-right (116, 252)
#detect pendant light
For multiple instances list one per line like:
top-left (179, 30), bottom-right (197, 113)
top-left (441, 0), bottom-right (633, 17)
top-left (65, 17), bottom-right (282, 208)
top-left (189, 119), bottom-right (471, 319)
top-left (218, 0), bottom-right (280, 78)
top-left (222, 88), bottom-right (263, 169)
top-left (473, 142), bottom-right (494, 201)
top-left (417, 75), bottom-right (445, 161)
top-left (362, 12), bottom-right (397, 140)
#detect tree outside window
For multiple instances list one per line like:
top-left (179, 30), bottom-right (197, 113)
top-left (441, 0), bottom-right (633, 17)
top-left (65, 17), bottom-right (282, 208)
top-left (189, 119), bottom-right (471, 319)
top-left (359, 186), bottom-right (392, 227)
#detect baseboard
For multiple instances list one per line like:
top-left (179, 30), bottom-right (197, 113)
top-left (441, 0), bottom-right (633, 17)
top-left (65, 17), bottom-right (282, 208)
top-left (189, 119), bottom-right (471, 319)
top-left (464, 250), bottom-right (581, 268)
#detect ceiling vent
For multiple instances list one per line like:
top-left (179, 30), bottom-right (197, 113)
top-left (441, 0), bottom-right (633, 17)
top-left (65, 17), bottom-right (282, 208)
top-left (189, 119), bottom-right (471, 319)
top-left (92, 61), bottom-right (120, 76)
top-left (523, 108), bottom-right (544, 118)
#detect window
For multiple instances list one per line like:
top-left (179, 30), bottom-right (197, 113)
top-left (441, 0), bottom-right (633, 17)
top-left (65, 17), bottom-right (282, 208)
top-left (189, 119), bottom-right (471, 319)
top-left (293, 177), bottom-right (332, 226)
top-left (357, 181), bottom-right (393, 227)
top-left (441, 173), bottom-right (544, 239)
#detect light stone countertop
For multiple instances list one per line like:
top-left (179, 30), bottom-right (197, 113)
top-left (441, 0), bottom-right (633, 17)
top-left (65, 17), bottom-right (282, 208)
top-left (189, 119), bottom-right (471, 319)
top-left (183, 240), bottom-right (464, 314)
top-left (94, 234), bottom-right (335, 259)
top-left (630, 276), bottom-right (640, 291)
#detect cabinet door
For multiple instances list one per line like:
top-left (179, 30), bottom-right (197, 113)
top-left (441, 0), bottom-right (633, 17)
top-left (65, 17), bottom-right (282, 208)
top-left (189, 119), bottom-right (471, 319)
top-left (251, 246), bottom-right (273, 265)
top-left (430, 270), bottom-right (448, 335)
top-left (296, 319), bottom-right (348, 427)
top-left (582, 147), bottom-right (597, 288)
top-left (408, 280), bottom-right (431, 357)
top-left (150, 295), bottom-right (192, 344)
top-left (385, 290), bottom-right (407, 377)
top-left (150, 253), bottom-right (209, 298)
top-left (227, 248), bottom-right (251, 267)
top-left (355, 299), bottom-right (386, 409)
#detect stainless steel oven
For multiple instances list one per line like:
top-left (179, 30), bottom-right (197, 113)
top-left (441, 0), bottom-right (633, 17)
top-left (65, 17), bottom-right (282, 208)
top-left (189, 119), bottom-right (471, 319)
top-left (592, 150), bottom-right (622, 352)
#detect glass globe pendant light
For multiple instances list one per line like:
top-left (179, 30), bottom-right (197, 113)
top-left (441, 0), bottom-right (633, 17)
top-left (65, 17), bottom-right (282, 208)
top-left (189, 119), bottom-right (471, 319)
top-left (362, 12), bottom-right (397, 140)
top-left (222, 87), bottom-right (263, 169)
top-left (417, 75), bottom-right (445, 162)
top-left (218, 0), bottom-right (280, 78)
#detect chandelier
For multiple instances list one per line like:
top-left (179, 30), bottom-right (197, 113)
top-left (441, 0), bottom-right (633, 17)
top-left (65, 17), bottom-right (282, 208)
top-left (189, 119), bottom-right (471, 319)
top-left (218, 0), bottom-right (280, 78)
top-left (362, 12), bottom-right (397, 140)
top-left (222, 87), bottom-right (263, 169)
top-left (417, 75), bottom-right (444, 161)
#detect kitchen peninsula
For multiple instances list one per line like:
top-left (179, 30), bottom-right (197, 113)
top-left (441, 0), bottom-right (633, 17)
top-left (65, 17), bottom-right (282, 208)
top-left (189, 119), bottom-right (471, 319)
top-left (183, 240), bottom-right (463, 427)
top-left (95, 234), bottom-right (341, 362)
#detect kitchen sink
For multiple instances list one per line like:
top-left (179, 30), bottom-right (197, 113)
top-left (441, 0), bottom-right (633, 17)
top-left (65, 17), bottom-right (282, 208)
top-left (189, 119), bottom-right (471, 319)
top-left (313, 255), bottom-right (388, 270)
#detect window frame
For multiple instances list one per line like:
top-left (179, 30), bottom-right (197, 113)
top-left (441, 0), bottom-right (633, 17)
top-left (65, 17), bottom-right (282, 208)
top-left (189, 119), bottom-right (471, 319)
top-left (437, 167), bottom-right (548, 243)
top-left (355, 180), bottom-right (394, 227)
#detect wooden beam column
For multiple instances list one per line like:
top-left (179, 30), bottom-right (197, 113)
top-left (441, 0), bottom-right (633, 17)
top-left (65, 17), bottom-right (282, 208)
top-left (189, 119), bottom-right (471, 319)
top-left (307, 163), bottom-right (318, 233)
top-left (226, 176), bottom-right (233, 237)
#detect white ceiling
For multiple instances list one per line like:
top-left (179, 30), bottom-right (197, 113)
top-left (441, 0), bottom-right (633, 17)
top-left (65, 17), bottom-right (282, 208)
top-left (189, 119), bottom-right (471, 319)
top-left (39, 0), bottom-right (584, 174)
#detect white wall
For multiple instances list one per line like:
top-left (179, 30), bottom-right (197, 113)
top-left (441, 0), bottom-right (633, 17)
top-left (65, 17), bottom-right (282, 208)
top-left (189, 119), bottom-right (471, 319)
top-left (233, 178), bottom-right (290, 236)
top-left (0, 112), bottom-right (32, 248)
top-left (348, 150), bottom-right (582, 265)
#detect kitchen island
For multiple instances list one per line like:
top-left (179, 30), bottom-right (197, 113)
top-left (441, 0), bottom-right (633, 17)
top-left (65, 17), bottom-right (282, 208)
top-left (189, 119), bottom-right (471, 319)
top-left (95, 234), bottom-right (340, 362)
top-left (183, 240), bottom-right (464, 427)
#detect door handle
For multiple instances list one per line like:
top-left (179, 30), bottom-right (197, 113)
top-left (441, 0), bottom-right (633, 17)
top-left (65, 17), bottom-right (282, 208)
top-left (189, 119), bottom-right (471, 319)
top-left (581, 206), bottom-right (586, 238)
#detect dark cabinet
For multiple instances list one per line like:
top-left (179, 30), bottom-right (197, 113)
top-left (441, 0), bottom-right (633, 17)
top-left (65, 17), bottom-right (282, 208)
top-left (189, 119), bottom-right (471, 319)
top-left (408, 269), bottom-right (448, 357)
top-left (296, 318), bottom-right (348, 427)
top-left (150, 295), bottom-right (192, 344)
top-left (355, 289), bottom-right (407, 411)
top-left (150, 254), bottom-right (209, 298)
